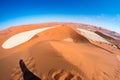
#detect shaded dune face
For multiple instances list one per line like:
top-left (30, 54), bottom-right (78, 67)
top-left (76, 28), bottom-right (110, 44)
top-left (95, 31), bottom-right (120, 49)
top-left (95, 31), bottom-right (115, 40)
top-left (0, 23), bottom-right (120, 80)
top-left (29, 41), bottom-right (86, 80)
top-left (29, 41), bottom-right (120, 80)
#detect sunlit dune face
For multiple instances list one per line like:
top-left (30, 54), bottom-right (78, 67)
top-left (77, 28), bottom-right (110, 44)
top-left (2, 27), bottom-right (54, 49)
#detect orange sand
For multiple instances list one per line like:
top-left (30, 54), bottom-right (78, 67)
top-left (0, 22), bottom-right (120, 80)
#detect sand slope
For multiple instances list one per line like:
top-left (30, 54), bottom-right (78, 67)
top-left (0, 23), bottom-right (120, 80)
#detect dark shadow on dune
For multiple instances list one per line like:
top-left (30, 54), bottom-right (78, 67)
top-left (19, 60), bottom-right (41, 80)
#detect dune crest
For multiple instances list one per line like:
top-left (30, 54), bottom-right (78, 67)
top-left (36, 26), bottom-right (90, 43)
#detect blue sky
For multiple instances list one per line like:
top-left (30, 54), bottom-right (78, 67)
top-left (0, 0), bottom-right (120, 33)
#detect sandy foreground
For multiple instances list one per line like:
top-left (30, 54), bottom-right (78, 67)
top-left (0, 23), bottom-right (120, 80)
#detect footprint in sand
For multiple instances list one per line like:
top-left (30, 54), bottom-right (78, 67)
top-left (11, 56), bottom-right (36, 80)
top-left (46, 69), bottom-right (82, 80)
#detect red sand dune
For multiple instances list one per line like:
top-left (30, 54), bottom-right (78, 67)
top-left (0, 22), bottom-right (120, 80)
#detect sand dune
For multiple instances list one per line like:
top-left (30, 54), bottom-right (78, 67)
top-left (36, 26), bottom-right (90, 43)
top-left (2, 27), bottom-right (54, 49)
top-left (95, 31), bottom-right (115, 40)
top-left (95, 31), bottom-right (120, 49)
top-left (77, 28), bottom-right (110, 44)
top-left (0, 23), bottom-right (120, 80)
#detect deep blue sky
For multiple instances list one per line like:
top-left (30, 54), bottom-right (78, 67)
top-left (0, 0), bottom-right (120, 33)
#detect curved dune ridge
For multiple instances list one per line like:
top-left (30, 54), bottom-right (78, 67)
top-left (77, 28), bottom-right (111, 44)
top-left (2, 27), bottom-right (54, 49)
top-left (0, 23), bottom-right (120, 80)
top-left (36, 26), bottom-right (90, 43)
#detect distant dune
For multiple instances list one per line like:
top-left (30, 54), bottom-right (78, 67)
top-left (0, 22), bottom-right (120, 80)
top-left (77, 28), bottom-right (110, 44)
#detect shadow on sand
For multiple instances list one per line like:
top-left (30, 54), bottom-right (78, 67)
top-left (19, 60), bottom-right (41, 80)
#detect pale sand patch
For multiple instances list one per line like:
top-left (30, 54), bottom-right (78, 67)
top-left (2, 27), bottom-right (54, 49)
top-left (77, 28), bottom-right (110, 44)
top-left (63, 38), bottom-right (73, 42)
top-left (116, 55), bottom-right (120, 61)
